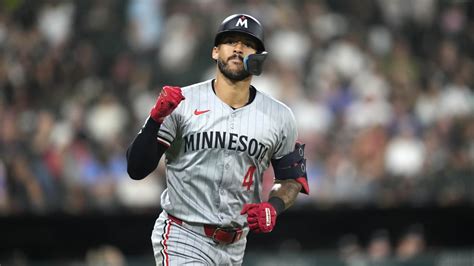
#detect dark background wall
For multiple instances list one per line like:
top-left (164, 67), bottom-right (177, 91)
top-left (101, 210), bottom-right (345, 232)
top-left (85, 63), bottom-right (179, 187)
top-left (1, 206), bottom-right (473, 260)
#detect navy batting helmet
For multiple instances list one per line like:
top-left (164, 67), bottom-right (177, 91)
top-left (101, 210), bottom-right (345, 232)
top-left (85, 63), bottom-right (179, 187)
top-left (214, 14), bottom-right (265, 52)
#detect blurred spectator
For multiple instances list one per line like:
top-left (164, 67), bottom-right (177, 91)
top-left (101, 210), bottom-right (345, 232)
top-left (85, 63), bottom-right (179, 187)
top-left (126, 0), bottom-right (163, 52)
top-left (0, 159), bottom-right (8, 213)
top-left (338, 234), bottom-right (367, 266)
top-left (267, 18), bottom-right (311, 71)
top-left (85, 93), bottom-right (129, 144)
top-left (116, 160), bottom-right (164, 209)
top-left (157, 13), bottom-right (200, 72)
top-left (367, 229), bottom-right (392, 265)
top-left (395, 224), bottom-right (426, 262)
top-left (384, 126), bottom-right (426, 178)
top-left (86, 245), bottom-right (126, 266)
top-left (37, 0), bottom-right (75, 47)
top-left (7, 154), bottom-right (46, 213)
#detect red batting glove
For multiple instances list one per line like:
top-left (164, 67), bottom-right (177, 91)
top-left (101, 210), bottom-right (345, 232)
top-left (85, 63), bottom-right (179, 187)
top-left (150, 86), bottom-right (185, 123)
top-left (241, 202), bottom-right (277, 233)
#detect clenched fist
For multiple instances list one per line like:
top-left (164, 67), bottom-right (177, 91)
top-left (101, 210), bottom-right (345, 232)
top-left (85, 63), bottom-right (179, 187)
top-left (241, 202), bottom-right (277, 233)
top-left (150, 86), bottom-right (185, 123)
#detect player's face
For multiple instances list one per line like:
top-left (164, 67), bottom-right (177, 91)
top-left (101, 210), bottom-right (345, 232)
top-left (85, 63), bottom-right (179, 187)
top-left (213, 33), bottom-right (258, 81)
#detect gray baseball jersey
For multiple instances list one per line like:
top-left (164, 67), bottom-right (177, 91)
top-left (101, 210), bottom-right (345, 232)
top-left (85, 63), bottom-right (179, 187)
top-left (156, 79), bottom-right (297, 227)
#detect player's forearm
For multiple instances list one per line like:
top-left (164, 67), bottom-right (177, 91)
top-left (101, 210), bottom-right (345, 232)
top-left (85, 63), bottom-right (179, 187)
top-left (126, 118), bottom-right (164, 180)
top-left (268, 179), bottom-right (302, 213)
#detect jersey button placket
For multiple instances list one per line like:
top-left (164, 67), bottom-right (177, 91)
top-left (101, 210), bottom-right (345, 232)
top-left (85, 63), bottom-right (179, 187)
top-left (218, 186), bottom-right (227, 223)
top-left (229, 112), bottom-right (236, 131)
top-left (217, 111), bottom-right (235, 221)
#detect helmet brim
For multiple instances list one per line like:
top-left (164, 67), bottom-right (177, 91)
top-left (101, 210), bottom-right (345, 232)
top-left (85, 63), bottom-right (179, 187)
top-left (214, 30), bottom-right (265, 52)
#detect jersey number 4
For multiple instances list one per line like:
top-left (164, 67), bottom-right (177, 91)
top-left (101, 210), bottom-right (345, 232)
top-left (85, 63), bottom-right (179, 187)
top-left (242, 166), bottom-right (256, 190)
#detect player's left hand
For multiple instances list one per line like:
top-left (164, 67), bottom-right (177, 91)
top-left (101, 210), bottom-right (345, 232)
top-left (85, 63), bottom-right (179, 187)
top-left (241, 202), bottom-right (277, 233)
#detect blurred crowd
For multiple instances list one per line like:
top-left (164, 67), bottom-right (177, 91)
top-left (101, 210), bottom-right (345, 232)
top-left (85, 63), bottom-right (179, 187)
top-left (337, 225), bottom-right (427, 266)
top-left (0, 0), bottom-right (473, 214)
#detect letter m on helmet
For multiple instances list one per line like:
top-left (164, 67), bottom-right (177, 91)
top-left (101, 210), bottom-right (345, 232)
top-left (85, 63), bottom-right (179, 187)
top-left (235, 16), bottom-right (248, 28)
top-left (215, 14), bottom-right (265, 52)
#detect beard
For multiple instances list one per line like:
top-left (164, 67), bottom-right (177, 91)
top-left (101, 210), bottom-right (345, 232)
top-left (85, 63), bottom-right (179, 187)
top-left (217, 55), bottom-right (250, 82)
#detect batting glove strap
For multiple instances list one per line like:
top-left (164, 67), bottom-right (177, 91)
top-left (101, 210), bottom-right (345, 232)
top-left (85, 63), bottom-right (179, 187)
top-left (241, 202), bottom-right (277, 233)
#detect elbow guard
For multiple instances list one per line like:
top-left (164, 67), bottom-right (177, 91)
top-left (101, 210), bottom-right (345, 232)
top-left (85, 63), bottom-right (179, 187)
top-left (271, 142), bottom-right (309, 194)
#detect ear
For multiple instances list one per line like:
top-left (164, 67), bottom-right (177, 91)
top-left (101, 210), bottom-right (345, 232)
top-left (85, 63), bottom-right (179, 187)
top-left (212, 46), bottom-right (219, 60)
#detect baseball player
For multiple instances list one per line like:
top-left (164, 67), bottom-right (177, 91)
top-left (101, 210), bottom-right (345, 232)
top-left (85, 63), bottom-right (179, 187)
top-left (127, 14), bottom-right (309, 265)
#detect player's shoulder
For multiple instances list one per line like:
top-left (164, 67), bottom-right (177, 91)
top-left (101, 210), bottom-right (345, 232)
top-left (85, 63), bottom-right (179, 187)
top-left (180, 79), bottom-right (213, 94)
top-left (254, 87), bottom-right (294, 116)
top-left (254, 87), bottom-right (298, 132)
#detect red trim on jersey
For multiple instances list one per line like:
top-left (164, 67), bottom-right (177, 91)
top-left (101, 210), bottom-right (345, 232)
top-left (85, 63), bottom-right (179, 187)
top-left (296, 177), bottom-right (310, 194)
top-left (157, 137), bottom-right (171, 147)
top-left (160, 220), bottom-right (172, 265)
